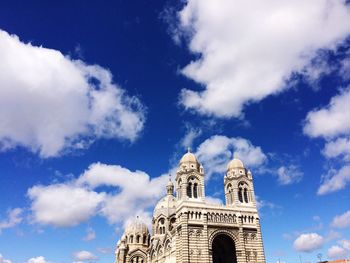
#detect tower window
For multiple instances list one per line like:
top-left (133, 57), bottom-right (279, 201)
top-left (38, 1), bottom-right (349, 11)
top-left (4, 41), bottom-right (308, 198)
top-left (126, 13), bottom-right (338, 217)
top-left (238, 188), bottom-right (243, 203)
top-left (193, 183), bottom-right (198, 198)
top-left (187, 177), bottom-right (200, 199)
top-left (187, 182), bottom-right (192, 197)
top-left (244, 188), bottom-right (249, 203)
top-left (238, 182), bottom-right (250, 203)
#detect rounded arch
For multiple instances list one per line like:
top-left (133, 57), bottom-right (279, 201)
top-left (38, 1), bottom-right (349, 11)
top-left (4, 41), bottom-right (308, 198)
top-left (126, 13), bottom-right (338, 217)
top-left (237, 180), bottom-right (250, 203)
top-left (186, 175), bottom-right (201, 198)
top-left (129, 251), bottom-right (147, 263)
top-left (209, 229), bottom-right (239, 247)
top-left (211, 233), bottom-right (237, 263)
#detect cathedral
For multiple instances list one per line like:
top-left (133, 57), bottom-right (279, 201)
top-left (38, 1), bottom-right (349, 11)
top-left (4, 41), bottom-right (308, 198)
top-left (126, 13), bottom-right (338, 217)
top-left (115, 150), bottom-right (266, 263)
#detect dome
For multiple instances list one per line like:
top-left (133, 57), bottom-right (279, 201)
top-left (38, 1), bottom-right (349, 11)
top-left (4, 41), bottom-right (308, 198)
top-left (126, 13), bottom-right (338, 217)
top-left (125, 217), bottom-right (149, 236)
top-left (227, 158), bottom-right (245, 170)
top-left (179, 148), bottom-right (199, 164)
top-left (153, 195), bottom-right (177, 219)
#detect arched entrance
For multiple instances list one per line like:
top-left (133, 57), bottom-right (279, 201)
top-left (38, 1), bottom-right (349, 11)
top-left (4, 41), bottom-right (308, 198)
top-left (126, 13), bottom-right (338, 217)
top-left (212, 234), bottom-right (237, 263)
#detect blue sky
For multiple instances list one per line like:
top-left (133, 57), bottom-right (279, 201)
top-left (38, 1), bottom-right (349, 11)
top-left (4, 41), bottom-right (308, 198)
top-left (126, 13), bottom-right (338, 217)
top-left (1, 1), bottom-right (350, 263)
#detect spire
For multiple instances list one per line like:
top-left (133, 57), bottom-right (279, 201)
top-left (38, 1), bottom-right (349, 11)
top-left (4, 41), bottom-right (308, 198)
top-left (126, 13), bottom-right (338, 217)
top-left (166, 174), bottom-right (174, 196)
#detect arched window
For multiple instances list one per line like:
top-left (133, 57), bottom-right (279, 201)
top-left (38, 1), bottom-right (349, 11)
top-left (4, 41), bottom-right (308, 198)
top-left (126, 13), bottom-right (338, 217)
top-left (244, 188), bottom-right (249, 203)
top-left (187, 182), bottom-right (192, 197)
top-left (193, 183), bottom-right (198, 198)
top-left (143, 235), bottom-right (146, 244)
top-left (158, 218), bottom-right (165, 234)
top-left (136, 235), bottom-right (140, 243)
top-left (238, 188), bottom-right (243, 203)
top-left (129, 235), bottom-right (133, 243)
top-left (132, 256), bottom-right (145, 263)
top-left (238, 182), bottom-right (249, 203)
top-left (187, 177), bottom-right (200, 199)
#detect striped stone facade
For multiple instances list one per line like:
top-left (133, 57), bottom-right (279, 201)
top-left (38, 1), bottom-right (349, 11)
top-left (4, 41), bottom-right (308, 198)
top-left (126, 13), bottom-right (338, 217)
top-left (115, 151), bottom-right (266, 263)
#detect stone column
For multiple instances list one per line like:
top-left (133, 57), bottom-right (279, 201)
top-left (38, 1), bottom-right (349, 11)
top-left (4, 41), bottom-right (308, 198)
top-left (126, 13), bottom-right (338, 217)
top-left (255, 218), bottom-right (266, 263)
top-left (181, 211), bottom-right (189, 263)
top-left (201, 210), bottom-right (210, 263)
top-left (237, 224), bottom-right (247, 263)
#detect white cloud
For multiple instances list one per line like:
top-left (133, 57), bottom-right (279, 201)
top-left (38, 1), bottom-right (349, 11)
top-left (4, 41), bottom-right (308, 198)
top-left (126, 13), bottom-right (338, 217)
top-left (304, 88), bottom-right (350, 138)
top-left (339, 239), bottom-right (350, 250)
top-left (0, 208), bottom-right (23, 233)
top-left (205, 196), bottom-right (223, 205)
top-left (327, 245), bottom-right (348, 259)
top-left (293, 233), bottom-right (324, 252)
top-left (338, 239), bottom-right (350, 250)
top-left (304, 88), bottom-right (350, 195)
top-left (0, 254), bottom-right (12, 263)
top-left (28, 162), bottom-right (170, 227)
top-left (318, 166), bottom-right (350, 195)
top-left (26, 256), bottom-right (50, 263)
top-left (276, 165), bottom-right (303, 185)
top-left (73, 250), bottom-right (98, 262)
top-left (323, 137), bottom-right (350, 161)
top-left (331, 210), bottom-right (350, 229)
top-left (28, 184), bottom-right (105, 227)
top-left (0, 29), bottom-right (145, 158)
top-left (195, 135), bottom-right (267, 177)
top-left (180, 127), bottom-right (202, 149)
top-left (176, 0), bottom-right (350, 117)
top-left (255, 196), bottom-right (278, 211)
top-left (82, 227), bottom-right (96, 241)
top-left (96, 247), bottom-right (113, 254)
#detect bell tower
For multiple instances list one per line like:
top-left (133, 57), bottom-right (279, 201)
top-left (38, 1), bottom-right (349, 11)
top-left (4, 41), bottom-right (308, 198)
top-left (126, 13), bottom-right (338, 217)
top-left (224, 157), bottom-right (257, 208)
top-left (175, 148), bottom-right (205, 201)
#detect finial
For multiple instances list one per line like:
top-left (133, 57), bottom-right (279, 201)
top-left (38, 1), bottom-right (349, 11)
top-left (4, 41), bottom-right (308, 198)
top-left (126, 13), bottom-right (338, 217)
top-left (233, 151), bottom-right (237, 158)
top-left (187, 147), bottom-right (191, 153)
top-left (166, 174), bottom-right (174, 196)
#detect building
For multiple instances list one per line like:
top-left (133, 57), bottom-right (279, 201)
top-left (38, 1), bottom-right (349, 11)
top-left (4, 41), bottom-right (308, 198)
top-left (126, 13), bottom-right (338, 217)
top-left (115, 150), bottom-right (266, 263)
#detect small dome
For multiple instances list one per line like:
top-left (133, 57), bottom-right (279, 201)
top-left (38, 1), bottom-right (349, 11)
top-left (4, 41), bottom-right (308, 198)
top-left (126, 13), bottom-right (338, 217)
top-left (179, 148), bottom-right (199, 164)
top-left (154, 195), bottom-right (177, 219)
top-left (125, 217), bottom-right (149, 236)
top-left (227, 158), bottom-right (245, 170)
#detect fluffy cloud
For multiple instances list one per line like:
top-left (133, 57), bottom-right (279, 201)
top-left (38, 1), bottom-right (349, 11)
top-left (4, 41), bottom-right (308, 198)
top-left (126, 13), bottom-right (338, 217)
top-left (0, 208), bottom-right (23, 233)
top-left (26, 256), bottom-right (50, 263)
top-left (0, 254), bottom-right (11, 263)
top-left (304, 88), bottom-right (350, 195)
top-left (327, 245), bottom-right (348, 259)
top-left (195, 135), bottom-right (267, 177)
top-left (73, 250), bottom-right (98, 262)
top-left (0, 29), bottom-right (145, 158)
top-left (339, 239), bottom-right (350, 250)
top-left (304, 88), bottom-right (350, 138)
top-left (78, 163), bottom-right (168, 224)
top-left (180, 127), bottom-right (202, 149)
top-left (323, 137), bottom-right (350, 161)
top-left (331, 210), bottom-right (350, 229)
top-left (318, 166), bottom-right (350, 195)
top-left (293, 233), bottom-right (324, 252)
top-left (176, 0), bottom-right (350, 117)
top-left (28, 163), bottom-right (169, 227)
top-left (276, 165), bottom-right (303, 185)
top-left (28, 184), bottom-right (105, 227)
